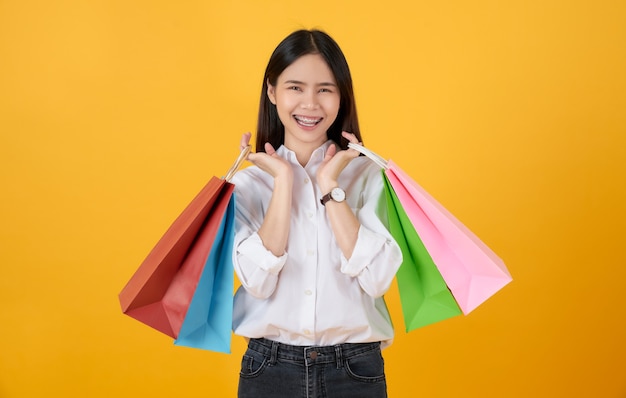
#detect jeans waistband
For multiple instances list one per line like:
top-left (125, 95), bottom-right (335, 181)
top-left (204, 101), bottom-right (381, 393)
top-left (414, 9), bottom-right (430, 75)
top-left (247, 337), bottom-right (381, 367)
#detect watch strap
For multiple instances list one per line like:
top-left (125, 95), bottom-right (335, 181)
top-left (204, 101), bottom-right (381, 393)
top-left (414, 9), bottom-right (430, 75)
top-left (320, 187), bottom-right (345, 206)
top-left (320, 192), bottom-right (333, 206)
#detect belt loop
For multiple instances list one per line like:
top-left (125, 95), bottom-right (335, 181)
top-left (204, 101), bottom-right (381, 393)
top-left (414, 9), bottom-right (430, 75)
top-left (335, 345), bottom-right (343, 369)
top-left (269, 340), bottom-right (279, 366)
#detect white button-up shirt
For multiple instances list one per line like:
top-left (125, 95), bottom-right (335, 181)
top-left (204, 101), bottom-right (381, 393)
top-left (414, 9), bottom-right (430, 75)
top-left (231, 141), bottom-right (402, 347)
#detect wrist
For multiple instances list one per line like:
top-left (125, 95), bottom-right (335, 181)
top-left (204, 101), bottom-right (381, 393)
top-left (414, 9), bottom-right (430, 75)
top-left (274, 170), bottom-right (294, 186)
top-left (318, 180), bottom-right (338, 194)
top-left (320, 186), bottom-right (346, 206)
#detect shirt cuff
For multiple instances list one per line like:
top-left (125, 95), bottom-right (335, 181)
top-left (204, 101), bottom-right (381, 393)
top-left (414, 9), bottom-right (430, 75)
top-left (237, 232), bottom-right (288, 275)
top-left (340, 226), bottom-right (387, 277)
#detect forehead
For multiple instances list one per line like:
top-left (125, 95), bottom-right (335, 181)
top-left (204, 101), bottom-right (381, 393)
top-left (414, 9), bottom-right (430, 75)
top-left (277, 54), bottom-right (336, 84)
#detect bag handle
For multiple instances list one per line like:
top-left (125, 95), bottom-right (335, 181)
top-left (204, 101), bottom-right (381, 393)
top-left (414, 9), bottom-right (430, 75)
top-left (224, 145), bottom-right (251, 182)
top-left (348, 142), bottom-right (388, 170)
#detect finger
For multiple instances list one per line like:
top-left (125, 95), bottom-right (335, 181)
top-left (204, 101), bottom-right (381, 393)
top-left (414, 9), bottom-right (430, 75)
top-left (240, 132), bottom-right (252, 150)
top-left (325, 143), bottom-right (337, 160)
top-left (341, 131), bottom-right (358, 142)
top-left (264, 142), bottom-right (277, 156)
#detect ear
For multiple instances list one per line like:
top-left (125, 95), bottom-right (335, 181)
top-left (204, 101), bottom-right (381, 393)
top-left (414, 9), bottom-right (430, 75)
top-left (267, 79), bottom-right (277, 105)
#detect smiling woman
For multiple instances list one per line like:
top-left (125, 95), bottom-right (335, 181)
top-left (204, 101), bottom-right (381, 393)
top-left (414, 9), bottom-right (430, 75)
top-left (267, 54), bottom-right (341, 164)
top-left (230, 29), bottom-right (403, 398)
top-left (255, 30), bottom-right (362, 159)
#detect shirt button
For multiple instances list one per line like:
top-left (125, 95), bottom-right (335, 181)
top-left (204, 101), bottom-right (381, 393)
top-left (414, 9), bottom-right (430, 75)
top-left (307, 212), bottom-right (314, 219)
top-left (307, 250), bottom-right (314, 256)
top-left (304, 177), bottom-right (310, 184)
top-left (304, 329), bottom-right (311, 335)
top-left (305, 289), bottom-right (312, 296)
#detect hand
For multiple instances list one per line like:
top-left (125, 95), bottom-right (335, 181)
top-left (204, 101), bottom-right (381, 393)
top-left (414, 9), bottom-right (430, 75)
top-left (239, 132), bottom-right (293, 182)
top-left (316, 131), bottom-right (361, 192)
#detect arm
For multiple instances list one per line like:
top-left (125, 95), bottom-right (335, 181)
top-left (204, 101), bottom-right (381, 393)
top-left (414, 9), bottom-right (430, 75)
top-left (317, 132), bottom-right (402, 297)
top-left (316, 133), bottom-right (361, 259)
top-left (256, 169), bottom-right (293, 257)
top-left (232, 135), bottom-right (293, 299)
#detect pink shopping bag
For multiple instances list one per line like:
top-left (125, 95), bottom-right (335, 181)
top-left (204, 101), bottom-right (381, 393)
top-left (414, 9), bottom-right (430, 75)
top-left (386, 163), bottom-right (511, 314)
top-left (349, 143), bottom-right (512, 315)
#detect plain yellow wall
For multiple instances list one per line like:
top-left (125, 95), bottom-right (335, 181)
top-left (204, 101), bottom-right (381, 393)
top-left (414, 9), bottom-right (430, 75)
top-left (1, 0), bottom-right (625, 397)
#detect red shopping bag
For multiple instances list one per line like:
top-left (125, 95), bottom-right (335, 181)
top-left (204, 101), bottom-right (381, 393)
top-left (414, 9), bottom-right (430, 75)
top-left (119, 147), bottom-right (249, 339)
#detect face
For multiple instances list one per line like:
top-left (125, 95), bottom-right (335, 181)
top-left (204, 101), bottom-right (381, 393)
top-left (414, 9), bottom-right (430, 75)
top-left (267, 53), bottom-right (340, 152)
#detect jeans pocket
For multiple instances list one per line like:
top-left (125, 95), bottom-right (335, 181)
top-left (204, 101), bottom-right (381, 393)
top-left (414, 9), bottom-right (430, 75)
top-left (239, 348), bottom-right (269, 379)
top-left (344, 349), bottom-right (386, 383)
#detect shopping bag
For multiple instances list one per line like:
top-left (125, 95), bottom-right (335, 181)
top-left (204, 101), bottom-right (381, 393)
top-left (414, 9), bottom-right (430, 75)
top-left (386, 164), bottom-right (512, 314)
top-left (383, 173), bottom-right (463, 331)
top-left (119, 146), bottom-right (249, 350)
top-left (349, 143), bottom-right (512, 316)
top-left (174, 194), bottom-right (236, 352)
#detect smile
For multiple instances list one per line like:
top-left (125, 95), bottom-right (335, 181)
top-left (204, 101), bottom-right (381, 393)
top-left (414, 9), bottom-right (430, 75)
top-left (294, 115), bottom-right (323, 127)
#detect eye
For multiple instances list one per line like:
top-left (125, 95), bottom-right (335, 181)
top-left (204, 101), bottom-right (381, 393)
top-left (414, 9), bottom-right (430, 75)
top-left (288, 86), bottom-right (302, 91)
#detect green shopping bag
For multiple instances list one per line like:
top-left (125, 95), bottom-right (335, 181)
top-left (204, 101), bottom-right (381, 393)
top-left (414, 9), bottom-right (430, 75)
top-left (383, 172), bottom-right (462, 331)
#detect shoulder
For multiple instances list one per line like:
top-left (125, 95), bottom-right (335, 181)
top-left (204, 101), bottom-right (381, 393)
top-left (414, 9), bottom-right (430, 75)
top-left (347, 156), bottom-right (384, 180)
top-left (231, 165), bottom-right (263, 183)
top-left (230, 166), bottom-right (273, 192)
top-left (342, 156), bottom-right (385, 199)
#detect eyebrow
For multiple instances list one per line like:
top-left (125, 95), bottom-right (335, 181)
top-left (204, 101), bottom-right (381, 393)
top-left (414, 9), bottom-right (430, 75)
top-left (283, 80), bottom-right (337, 87)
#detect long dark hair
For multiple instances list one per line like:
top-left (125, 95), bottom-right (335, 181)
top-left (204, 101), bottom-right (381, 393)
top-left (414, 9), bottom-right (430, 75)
top-left (256, 29), bottom-right (362, 153)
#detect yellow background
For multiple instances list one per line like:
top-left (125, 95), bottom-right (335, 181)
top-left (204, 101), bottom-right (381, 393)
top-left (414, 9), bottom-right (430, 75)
top-left (1, 0), bottom-right (625, 397)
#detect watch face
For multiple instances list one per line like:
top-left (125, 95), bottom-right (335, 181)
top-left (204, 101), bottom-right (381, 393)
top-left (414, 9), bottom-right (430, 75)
top-left (331, 187), bottom-right (346, 202)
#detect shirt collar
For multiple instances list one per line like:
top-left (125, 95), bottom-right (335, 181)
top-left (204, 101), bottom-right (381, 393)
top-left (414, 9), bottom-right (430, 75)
top-left (276, 140), bottom-right (335, 168)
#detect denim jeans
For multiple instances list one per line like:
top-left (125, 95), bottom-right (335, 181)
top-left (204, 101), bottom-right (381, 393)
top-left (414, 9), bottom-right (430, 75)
top-left (238, 338), bottom-right (387, 398)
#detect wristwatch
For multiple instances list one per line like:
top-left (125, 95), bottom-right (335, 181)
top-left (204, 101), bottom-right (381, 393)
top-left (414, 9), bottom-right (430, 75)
top-left (320, 187), bottom-right (346, 206)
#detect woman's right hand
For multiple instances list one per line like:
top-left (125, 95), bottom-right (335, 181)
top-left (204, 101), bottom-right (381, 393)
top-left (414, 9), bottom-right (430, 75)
top-left (239, 132), bottom-right (293, 257)
top-left (240, 132), bottom-right (293, 182)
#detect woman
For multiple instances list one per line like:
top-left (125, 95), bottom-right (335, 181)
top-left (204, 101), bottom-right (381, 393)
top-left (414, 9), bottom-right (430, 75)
top-left (231, 29), bottom-right (402, 398)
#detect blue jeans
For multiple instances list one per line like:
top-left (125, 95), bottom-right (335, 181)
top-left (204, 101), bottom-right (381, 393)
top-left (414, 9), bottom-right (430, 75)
top-left (238, 338), bottom-right (387, 398)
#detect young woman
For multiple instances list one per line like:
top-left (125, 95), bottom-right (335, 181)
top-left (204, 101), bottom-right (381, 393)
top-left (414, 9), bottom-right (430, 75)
top-left (231, 29), bottom-right (402, 398)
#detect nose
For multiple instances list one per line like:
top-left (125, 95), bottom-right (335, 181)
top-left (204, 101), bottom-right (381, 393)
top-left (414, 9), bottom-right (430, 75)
top-left (301, 92), bottom-right (318, 109)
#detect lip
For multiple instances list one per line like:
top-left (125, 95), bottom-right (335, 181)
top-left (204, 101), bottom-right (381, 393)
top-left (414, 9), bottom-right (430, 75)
top-left (293, 115), bottom-right (323, 129)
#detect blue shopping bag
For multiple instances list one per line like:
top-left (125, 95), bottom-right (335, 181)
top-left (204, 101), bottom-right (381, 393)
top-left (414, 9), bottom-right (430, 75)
top-left (174, 194), bottom-right (236, 353)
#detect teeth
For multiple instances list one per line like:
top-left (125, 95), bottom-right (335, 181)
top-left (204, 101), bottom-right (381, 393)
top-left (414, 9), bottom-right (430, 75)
top-left (295, 116), bottom-right (321, 125)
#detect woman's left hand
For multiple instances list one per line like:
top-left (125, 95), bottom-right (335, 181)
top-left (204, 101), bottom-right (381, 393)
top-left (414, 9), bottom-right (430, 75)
top-left (316, 131), bottom-right (361, 193)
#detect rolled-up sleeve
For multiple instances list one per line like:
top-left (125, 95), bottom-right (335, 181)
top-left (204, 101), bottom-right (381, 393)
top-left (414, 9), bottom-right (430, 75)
top-left (235, 231), bottom-right (287, 298)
